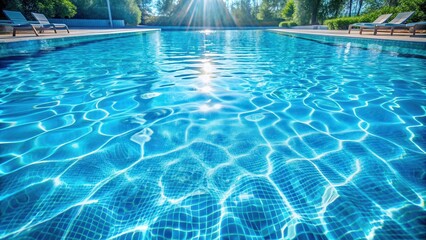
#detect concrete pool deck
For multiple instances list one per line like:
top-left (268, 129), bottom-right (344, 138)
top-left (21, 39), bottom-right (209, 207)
top-left (269, 29), bottom-right (426, 43)
top-left (0, 28), bottom-right (160, 43)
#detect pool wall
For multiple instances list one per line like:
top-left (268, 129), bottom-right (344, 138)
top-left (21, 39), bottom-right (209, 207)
top-left (0, 30), bottom-right (160, 58)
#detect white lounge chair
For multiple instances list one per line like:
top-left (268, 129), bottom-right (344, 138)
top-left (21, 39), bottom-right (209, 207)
top-left (406, 21), bottom-right (426, 36)
top-left (3, 10), bottom-right (44, 36)
top-left (359, 11), bottom-right (415, 35)
top-left (31, 12), bottom-right (70, 34)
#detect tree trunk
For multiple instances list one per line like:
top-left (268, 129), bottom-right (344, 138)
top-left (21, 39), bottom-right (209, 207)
top-left (348, 0), bottom-right (352, 17)
top-left (311, 0), bottom-right (321, 25)
top-left (357, 0), bottom-right (363, 16)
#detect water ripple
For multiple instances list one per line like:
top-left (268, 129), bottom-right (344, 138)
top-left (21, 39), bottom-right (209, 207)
top-left (0, 30), bottom-right (425, 239)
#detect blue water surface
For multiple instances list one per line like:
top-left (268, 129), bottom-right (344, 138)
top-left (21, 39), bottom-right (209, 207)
top-left (0, 30), bottom-right (425, 239)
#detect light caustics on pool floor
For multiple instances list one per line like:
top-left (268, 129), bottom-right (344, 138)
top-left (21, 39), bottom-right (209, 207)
top-left (0, 31), bottom-right (425, 239)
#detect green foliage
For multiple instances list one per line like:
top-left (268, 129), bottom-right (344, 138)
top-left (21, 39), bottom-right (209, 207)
top-left (146, 0), bottom-right (284, 26)
top-left (293, 0), bottom-right (322, 25)
top-left (257, 20), bottom-right (282, 26)
top-left (113, 0), bottom-right (141, 25)
top-left (71, 0), bottom-right (94, 18)
top-left (0, 0), bottom-right (76, 19)
top-left (324, 16), bottom-right (360, 30)
top-left (319, 0), bottom-right (345, 20)
top-left (232, 0), bottom-right (255, 25)
top-left (395, 0), bottom-right (425, 22)
top-left (279, 20), bottom-right (297, 27)
top-left (169, 0), bottom-right (235, 27)
top-left (137, 0), bottom-right (154, 24)
top-left (72, 0), bottom-right (142, 25)
top-left (257, 0), bottom-right (274, 21)
top-left (156, 0), bottom-right (176, 16)
top-left (281, 0), bottom-right (295, 20)
top-left (145, 16), bottom-right (170, 25)
top-left (293, 0), bottom-right (310, 25)
top-left (324, 7), bottom-right (397, 30)
top-left (325, 0), bottom-right (426, 30)
top-left (52, 0), bottom-right (77, 18)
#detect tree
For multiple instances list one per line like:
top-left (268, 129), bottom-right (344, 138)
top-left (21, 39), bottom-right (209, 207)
top-left (270, 0), bottom-right (286, 19)
top-left (71, 0), bottom-right (95, 18)
top-left (357, 0), bottom-right (364, 15)
top-left (396, 0), bottom-right (426, 22)
top-left (320, 0), bottom-right (345, 19)
top-left (257, 0), bottom-right (274, 21)
top-left (281, 0), bottom-right (295, 20)
top-left (232, 0), bottom-right (255, 25)
top-left (113, 0), bottom-right (141, 25)
top-left (169, 0), bottom-right (235, 26)
top-left (156, 0), bottom-right (176, 16)
top-left (348, 0), bottom-right (353, 16)
top-left (137, 0), bottom-right (153, 24)
top-left (311, 0), bottom-right (321, 24)
top-left (294, 0), bottom-right (322, 25)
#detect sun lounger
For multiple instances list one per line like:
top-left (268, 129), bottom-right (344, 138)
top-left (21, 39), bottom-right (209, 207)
top-left (2, 10), bottom-right (44, 36)
top-left (406, 21), bottom-right (426, 36)
top-left (359, 11), bottom-right (415, 35)
top-left (31, 12), bottom-right (70, 34)
top-left (373, 11), bottom-right (415, 35)
top-left (348, 14), bottom-right (392, 34)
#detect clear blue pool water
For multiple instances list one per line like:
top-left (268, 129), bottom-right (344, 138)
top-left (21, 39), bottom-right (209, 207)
top-left (0, 30), bottom-right (425, 239)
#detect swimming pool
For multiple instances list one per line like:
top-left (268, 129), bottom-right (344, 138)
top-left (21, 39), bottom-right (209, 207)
top-left (0, 30), bottom-right (425, 239)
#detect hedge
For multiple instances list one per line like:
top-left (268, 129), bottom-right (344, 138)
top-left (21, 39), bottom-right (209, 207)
top-left (279, 21), bottom-right (297, 28)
